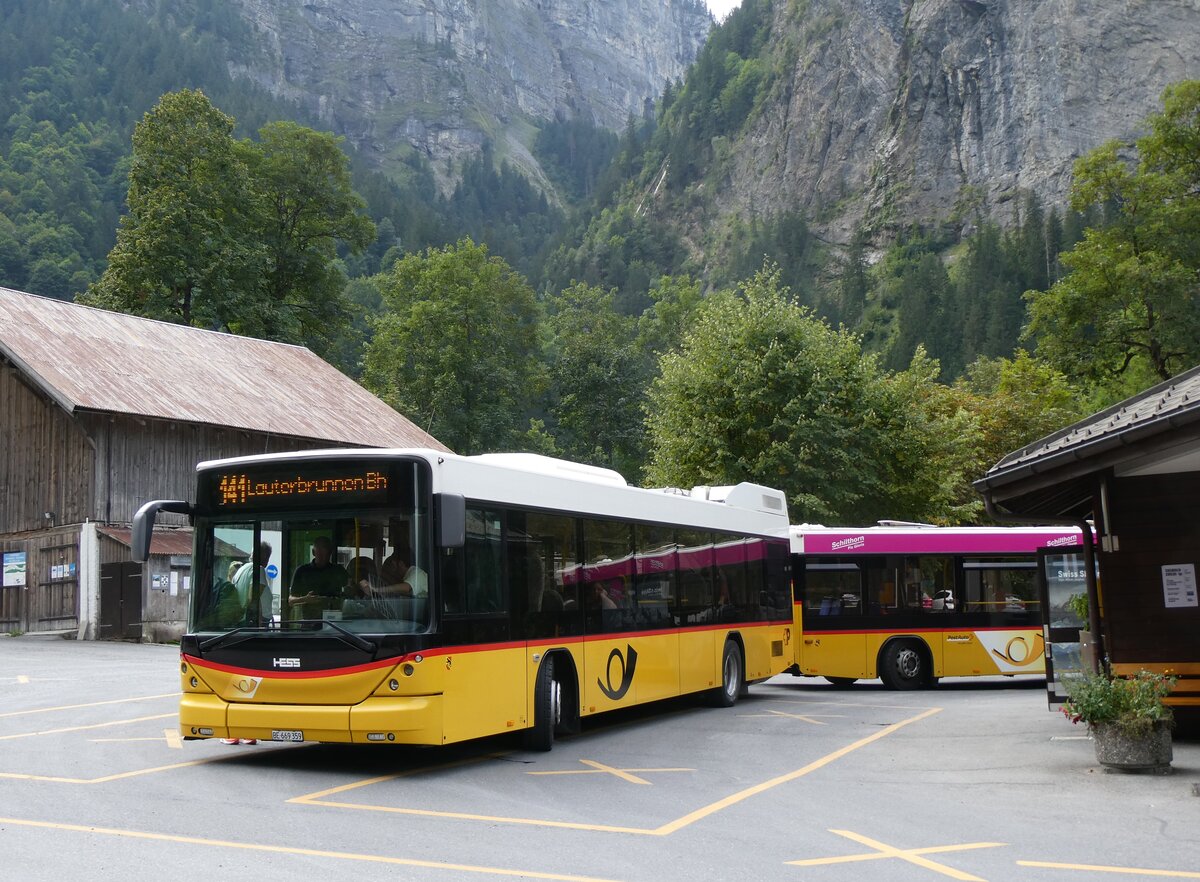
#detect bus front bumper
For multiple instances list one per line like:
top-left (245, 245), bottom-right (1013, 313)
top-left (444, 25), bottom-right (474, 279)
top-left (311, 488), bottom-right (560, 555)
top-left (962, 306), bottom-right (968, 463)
top-left (180, 693), bottom-right (444, 745)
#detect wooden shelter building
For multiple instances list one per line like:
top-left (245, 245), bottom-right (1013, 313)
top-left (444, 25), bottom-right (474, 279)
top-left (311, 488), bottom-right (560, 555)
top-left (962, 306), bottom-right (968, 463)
top-left (975, 366), bottom-right (1200, 727)
top-left (0, 287), bottom-right (448, 640)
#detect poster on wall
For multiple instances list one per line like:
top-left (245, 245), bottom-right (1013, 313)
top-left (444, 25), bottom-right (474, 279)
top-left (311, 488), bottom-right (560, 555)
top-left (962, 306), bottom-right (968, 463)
top-left (2, 551), bottom-right (27, 587)
top-left (1162, 563), bottom-right (1198, 608)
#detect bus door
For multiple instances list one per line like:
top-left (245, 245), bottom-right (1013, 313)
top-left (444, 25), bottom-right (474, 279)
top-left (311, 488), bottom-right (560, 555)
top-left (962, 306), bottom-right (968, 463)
top-left (1037, 547), bottom-right (1089, 707)
top-left (798, 561), bottom-right (866, 679)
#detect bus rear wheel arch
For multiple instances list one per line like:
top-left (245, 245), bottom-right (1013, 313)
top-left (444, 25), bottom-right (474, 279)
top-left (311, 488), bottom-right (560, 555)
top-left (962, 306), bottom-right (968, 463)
top-left (878, 638), bottom-right (934, 690)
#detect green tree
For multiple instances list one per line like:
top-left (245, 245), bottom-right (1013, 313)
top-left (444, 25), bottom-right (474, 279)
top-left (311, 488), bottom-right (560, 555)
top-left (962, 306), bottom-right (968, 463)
top-left (543, 283), bottom-right (649, 477)
top-left (644, 267), bottom-right (973, 523)
top-left (1025, 81), bottom-right (1200, 385)
top-left (238, 121), bottom-right (376, 358)
top-left (362, 239), bottom-right (543, 454)
top-left (80, 89), bottom-right (264, 327)
top-left (956, 351), bottom-right (1084, 484)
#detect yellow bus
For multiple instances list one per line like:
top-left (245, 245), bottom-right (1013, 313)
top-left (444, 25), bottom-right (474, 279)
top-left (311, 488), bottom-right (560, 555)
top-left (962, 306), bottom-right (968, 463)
top-left (789, 523), bottom-right (1084, 689)
top-left (133, 449), bottom-right (793, 749)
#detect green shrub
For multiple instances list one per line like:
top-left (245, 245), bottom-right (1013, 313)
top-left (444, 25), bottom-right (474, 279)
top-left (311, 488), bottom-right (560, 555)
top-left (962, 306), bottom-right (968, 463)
top-left (1062, 669), bottom-right (1176, 736)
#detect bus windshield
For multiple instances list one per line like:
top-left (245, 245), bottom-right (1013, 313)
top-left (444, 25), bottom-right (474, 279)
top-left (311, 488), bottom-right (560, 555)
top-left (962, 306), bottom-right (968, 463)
top-left (191, 460), bottom-right (432, 635)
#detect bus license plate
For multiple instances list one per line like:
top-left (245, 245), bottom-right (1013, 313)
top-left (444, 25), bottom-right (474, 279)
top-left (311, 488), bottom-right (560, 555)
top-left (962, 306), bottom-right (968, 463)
top-left (271, 730), bottom-right (304, 742)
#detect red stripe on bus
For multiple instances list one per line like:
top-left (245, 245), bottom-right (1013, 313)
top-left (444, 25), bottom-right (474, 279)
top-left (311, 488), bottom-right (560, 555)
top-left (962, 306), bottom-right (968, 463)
top-left (183, 619), bottom-right (792, 678)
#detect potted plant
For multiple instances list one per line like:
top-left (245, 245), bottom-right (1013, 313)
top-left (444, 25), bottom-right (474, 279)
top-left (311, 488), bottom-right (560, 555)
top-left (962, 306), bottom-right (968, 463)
top-left (1061, 669), bottom-right (1176, 772)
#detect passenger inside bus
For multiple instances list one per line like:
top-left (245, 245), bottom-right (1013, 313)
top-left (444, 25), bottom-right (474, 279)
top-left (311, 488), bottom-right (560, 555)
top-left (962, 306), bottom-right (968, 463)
top-left (288, 536), bottom-right (347, 619)
top-left (379, 538), bottom-right (427, 597)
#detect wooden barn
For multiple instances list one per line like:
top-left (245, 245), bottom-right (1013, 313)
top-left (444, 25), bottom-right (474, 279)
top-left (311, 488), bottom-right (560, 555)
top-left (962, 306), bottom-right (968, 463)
top-left (975, 365), bottom-right (1200, 728)
top-left (0, 287), bottom-right (448, 640)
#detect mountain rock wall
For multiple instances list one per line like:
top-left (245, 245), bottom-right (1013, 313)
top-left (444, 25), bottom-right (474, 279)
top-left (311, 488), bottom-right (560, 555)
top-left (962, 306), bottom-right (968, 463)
top-left (732, 0), bottom-right (1200, 239)
top-left (228, 0), bottom-right (711, 187)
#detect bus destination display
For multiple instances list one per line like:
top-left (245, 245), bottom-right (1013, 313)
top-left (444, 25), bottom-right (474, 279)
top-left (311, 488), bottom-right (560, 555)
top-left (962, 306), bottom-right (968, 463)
top-left (213, 466), bottom-right (390, 509)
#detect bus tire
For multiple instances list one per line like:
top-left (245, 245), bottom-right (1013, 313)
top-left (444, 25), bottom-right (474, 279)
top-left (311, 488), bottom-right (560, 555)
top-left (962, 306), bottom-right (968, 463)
top-left (824, 676), bottom-right (857, 688)
top-left (709, 639), bottom-right (743, 708)
top-left (879, 640), bottom-right (928, 690)
top-left (523, 656), bottom-right (559, 752)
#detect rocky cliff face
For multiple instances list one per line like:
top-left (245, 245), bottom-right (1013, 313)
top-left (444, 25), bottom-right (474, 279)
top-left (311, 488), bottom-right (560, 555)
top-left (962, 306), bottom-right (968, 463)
top-left (729, 0), bottom-right (1200, 240)
top-left (228, 0), bottom-right (711, 189)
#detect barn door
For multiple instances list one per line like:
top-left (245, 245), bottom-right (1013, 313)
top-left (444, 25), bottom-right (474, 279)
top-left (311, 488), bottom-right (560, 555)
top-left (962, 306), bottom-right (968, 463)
top-left (100, 561), bottom-right (143, 641)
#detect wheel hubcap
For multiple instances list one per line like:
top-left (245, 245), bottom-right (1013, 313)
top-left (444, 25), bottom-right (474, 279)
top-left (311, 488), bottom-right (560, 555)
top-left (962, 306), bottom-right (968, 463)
top-left (897, 649), bottom-right (920, 679)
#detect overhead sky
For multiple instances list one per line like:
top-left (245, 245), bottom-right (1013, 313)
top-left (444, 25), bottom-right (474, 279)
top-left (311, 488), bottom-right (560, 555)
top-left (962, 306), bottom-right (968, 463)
top-left (705, 0), bottom-right (742, 21)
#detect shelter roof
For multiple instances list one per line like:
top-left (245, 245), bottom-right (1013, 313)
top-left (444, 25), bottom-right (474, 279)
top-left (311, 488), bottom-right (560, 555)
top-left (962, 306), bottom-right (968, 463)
top-left (975, 364), bottom-right (1200, 517)
top-left (0, 287), bottom-right (448, 451)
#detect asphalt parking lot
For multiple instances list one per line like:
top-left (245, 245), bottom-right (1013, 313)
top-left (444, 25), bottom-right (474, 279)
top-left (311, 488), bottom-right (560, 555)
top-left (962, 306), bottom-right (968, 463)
top-left (2, 635), bottom-right (1197, 882)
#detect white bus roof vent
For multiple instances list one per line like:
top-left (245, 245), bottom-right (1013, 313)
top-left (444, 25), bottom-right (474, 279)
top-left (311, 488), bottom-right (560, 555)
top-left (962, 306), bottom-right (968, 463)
top-left (692, 483), bottom-right (789, 519)
top-left (468, 453), bottom-right (628, 487)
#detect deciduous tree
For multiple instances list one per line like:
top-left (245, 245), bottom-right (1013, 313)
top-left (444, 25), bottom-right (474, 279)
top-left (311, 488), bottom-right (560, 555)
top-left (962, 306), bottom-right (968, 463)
top-left (362, 239), bottom-right (542, 454)
top-left (644, 267), bottom-right (974, 523)
top-left (1024, 81), bottom-right (1200, 385)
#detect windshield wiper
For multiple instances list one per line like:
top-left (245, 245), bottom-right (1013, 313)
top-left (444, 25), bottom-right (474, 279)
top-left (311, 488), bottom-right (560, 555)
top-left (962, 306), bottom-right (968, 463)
top-left (198, 621), bottom-right (377, 655)
top-left (198, 626), bottom-right (273, 652)
top-left (283, 619), bottom-right (378, 654)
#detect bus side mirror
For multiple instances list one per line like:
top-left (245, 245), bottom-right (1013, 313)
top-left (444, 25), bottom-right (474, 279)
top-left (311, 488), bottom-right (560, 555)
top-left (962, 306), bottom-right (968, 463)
top-left (437, 493), bottom-right (466, 549)
top-left (131, 499), bottom-right (192, 563)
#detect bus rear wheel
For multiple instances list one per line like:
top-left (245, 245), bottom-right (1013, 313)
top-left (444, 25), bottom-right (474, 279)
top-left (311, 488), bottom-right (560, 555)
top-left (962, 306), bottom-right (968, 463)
top-left (708, 639), bottom-right (743, 707)
top-left (879, 640), bottom-right (929, 690)
top-left (523, 656), bottom-right (560, 751)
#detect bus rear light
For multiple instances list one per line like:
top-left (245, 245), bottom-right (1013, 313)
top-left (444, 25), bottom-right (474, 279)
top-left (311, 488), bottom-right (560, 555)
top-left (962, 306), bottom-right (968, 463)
top-left (189, 676), bottom-right (199, 688)
top-left (402, 664), bottom-right (415, 677)
top-left (197, 728), bottom-right (213, 736)
top-left (389, 679), bottom-right (400, 691)
top-left (367, 732), bottom-right (389, 741)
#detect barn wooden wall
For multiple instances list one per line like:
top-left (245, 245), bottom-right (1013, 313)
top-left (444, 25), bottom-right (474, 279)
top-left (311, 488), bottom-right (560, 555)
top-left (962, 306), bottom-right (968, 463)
top-left (80, 413), bottom-right (344, 527)
top-left (0, 361), bottom-right (94, 534)
top-left (1099, 472), bottom-right (1200, 664)
top-left (0, 525), bottom-right (81, 633)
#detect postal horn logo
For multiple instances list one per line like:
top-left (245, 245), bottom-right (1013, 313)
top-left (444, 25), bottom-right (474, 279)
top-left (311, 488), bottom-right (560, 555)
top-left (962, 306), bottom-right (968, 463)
top-left (597, 644), bottom-right (638, 700)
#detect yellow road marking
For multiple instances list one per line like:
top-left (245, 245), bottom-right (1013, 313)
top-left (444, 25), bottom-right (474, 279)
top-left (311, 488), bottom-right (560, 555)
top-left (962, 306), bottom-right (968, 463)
top-left (0, 693), bottom-right (178, 719)
top-left (1019, 860), bottom-right (1200, 879)
top-left (295, 706), bottom-right (942, 836)
top-left (0, 713), bottom-right (177, 741)
top-left (741, 709), bottom-right (844, 724)
top-left (528, 759), bottom-right (693, 785)
top-left (653, 707), bottom-right (941, 836)
top-left (0, 752), bottom-right (256, 784)
top-left (788, 829), bottom-right (1004, 881)
top-left (89, 728), bottom-right (184, 749)
top-left (0, 816), bottom-right (624, 882)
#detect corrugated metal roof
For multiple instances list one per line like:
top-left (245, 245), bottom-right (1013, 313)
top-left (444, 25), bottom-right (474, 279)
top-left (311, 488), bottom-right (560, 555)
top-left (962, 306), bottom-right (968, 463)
top-left (98, 526), bottom-right (196, 557)
top-left (0, 287), bottom-right (449, 451)
top-left (978, 363), bottom-right (1200, 489)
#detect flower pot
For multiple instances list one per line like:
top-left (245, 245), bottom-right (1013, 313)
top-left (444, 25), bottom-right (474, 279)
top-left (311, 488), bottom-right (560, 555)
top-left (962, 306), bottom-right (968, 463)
top-left (1090, 720), bottom-right (1173, 773)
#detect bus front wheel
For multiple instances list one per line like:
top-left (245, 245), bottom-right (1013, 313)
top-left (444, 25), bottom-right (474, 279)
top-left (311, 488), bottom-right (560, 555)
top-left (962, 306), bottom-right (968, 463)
top-left (709, 640), bottom-right (743, 707)
top-left (879, 641), bottom-right (929, 690)
top-left (523, 656), bottom-right (560, 751)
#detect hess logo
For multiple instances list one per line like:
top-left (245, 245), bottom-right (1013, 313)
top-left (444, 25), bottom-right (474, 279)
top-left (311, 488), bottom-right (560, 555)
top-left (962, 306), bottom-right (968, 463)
top-left (272, 657), bottom-right (301, 669)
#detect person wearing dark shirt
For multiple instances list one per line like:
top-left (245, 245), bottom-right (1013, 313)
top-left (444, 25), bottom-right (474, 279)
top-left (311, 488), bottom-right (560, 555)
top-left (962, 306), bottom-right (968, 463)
top-left (288, 536), bottom-right (347, 619)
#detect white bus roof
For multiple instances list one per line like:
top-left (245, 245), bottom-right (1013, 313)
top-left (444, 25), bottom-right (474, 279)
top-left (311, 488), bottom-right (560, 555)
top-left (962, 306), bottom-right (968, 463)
top-left (789, 523), bottom-right (1086, 555)
top-left (197, 448), bottom-right (790, 537)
